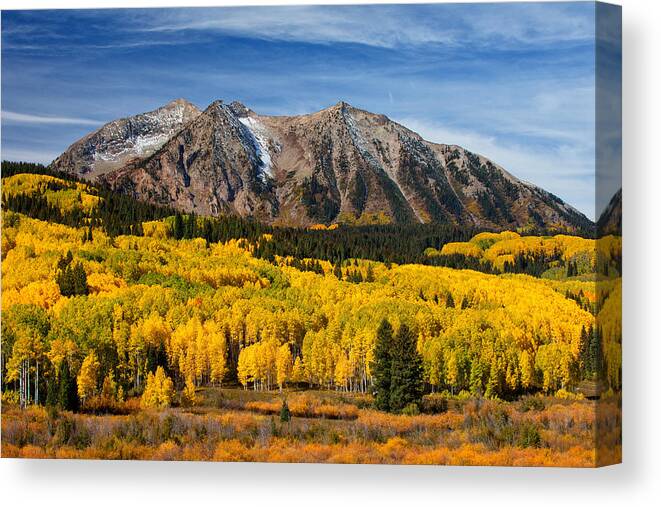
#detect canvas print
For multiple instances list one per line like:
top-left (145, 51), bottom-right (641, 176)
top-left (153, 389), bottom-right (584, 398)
top-left (0, 2), bottom-right (621, 466)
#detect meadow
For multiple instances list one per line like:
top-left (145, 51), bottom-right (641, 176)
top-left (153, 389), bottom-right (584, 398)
top-left (1, 387), bottom-right (621, 466)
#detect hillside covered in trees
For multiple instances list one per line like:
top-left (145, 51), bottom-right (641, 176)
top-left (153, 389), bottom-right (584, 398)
top-left (0, 163), bottom-right (621, 465)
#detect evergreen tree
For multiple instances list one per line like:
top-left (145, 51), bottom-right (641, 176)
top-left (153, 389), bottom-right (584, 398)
top-left (58, 361), bottom-right (79, 412)
top-left (173, 213), bottom-right (184, 240)
top-left (58, 250), bottom-right (73, 271)
top-left (46, 374), bottom-right (59, 407)
top-left (203, 219), bottom-right (213, 247)
top-left (72, 262), bottom-right (88, 296)
top-left (446, 292), bottom-right (455, 308)
top-left (578, 325), bottom-right (591, 379)
top-left (371, 319), bottom-right (394, 411)
top-left (388, 323), bottom-right (423, 412)
top-left (55, 253), bottom-right (88, 297)
top-left (280, 399), bottom-right (291, 423)
top-left (587, 326), bottom-right (605, 381)
top-left (186, 212), bottom-right (197, 239)
top-left (365, 264), bottom-right (375, 282)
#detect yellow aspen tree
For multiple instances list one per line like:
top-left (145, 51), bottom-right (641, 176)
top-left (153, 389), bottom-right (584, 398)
top-left (333, 354), bottom-right (351, 391)
top-left (237, 346), bottom-right (256, 389)
top-left (520, 350), bottom-right (534, 390)
top-left (208, 321), bottom-right (227, 385)
top-left (141, 366), bottom-right (174, 409)
top-left (182, 376), bottom-right (197, 406)
top-left (446, 351), bottom-right (459, 393)
top-left (77, 351), bottom-right (100, 404)
top-left (100, 371), bottom-right (118, 402)
top-left (276, 343), bottom-right (293, 391)
top-left (290, 356), bottom-right (306, 384)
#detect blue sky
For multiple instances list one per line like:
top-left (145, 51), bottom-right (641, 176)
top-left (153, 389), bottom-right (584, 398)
top-left (1, 3), bottom-right (612, 219)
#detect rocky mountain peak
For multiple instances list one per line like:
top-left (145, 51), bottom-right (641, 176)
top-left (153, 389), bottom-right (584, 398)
top-left (228, 101), bottom-right (255, 118)
top-left (51, 98), bottom-right (594, 232)
top-left (50, 99), bottom-right (201, 178)
top-left (163, 97), bottom-right (196, 109)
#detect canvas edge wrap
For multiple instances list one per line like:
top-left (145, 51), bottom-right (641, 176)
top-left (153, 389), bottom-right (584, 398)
top-left (595, 1), bottom-right (622, 467)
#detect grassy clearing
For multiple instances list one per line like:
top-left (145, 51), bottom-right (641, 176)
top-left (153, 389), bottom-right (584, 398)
top-left (1, 388), bottom-right (621, 466)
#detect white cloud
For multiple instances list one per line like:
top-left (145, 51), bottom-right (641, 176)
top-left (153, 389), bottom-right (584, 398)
top-left (2, 110), bottom-right (101, 126)
top-left (133, 3), bottom-right (594, 49)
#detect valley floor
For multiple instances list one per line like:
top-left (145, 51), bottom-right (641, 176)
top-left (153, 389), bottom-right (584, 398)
top-left (1, 388), bottom-right (621, 467)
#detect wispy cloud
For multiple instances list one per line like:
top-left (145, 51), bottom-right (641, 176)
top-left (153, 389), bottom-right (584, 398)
top-left (2, 110), bottom-right (102, 126)
top-left (2, 39), bottom-right (193, 53)
top-left (132, 3), bottom-right (594, 49)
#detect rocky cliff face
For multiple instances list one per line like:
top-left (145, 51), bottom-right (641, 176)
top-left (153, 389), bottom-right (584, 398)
top-left (52, 99), bottom-right (593, 231)
top-left (50, 99), bottom-right (201, 178)
top-left (98, 101), bottom-right (278, 222)
top-left (597, 188), bottom-right (622, 236)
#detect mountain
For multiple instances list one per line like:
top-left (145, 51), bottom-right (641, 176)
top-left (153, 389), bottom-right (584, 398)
top-left (51, 99), bottom-right (592, 231)
top-left (50, 99), bottom-right (201, 178)
top-left (597, 188), bottom-right (622, 236)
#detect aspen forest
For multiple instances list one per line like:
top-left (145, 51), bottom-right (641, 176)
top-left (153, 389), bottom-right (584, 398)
top-left (0, 164), bottom-right (622, 466)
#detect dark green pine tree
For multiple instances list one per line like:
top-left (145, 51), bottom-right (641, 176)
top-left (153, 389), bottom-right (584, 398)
top-left (588, 326), bottom-right (605, 381)
top-left (280, 399), bottom-right (291, 423)
top-left (132, 221), bottom-right (144, 236)
top-left (333, 263), bottom-right (343, 280)
top-left (173, 213), bottom-right (184, 240)
top-left (371, 319), bottom-right (394, 411)
top-left (203, 219), bottom-right (213, 247)
top-left (46, 373), bottom-right (59, 407)
top-left (58, 360), bottom-right (79, 412)
top-left (72, 262), bottom-right (88, 296)
top-left (57, 250), bottom-right (73, 271)
top-left (186, 212), bottom-right (197, 239)
top-left (365, 264), bottom-right (375, 282)
top-left (446, 291), bottom-right (455, 308)
top-left (578, 325), bottom-right (591, 379)
top-left (56, 264), bottom-right (74, 296)
top-left (388, 323), bottom-right (424, 412)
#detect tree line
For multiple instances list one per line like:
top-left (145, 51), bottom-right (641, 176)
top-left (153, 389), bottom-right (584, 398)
top-left (2, 210), bottom-right (620, 415)
top-left (2, 161), bottom-right (596, 278)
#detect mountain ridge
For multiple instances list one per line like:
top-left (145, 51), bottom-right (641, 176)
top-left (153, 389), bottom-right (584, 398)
top-left (50, 99), bottom-right (593, 232)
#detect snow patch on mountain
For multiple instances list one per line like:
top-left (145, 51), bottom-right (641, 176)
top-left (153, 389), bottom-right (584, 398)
top-left (94, 132), bottom-right (172, 162)
top-left (239, 116), bottom-right (273, 182)
top-left (91, 101), bottom-right (197, 164)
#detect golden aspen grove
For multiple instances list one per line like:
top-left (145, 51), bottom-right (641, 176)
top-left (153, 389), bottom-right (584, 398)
top-left (1, 168), bottom-right (622, 466)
